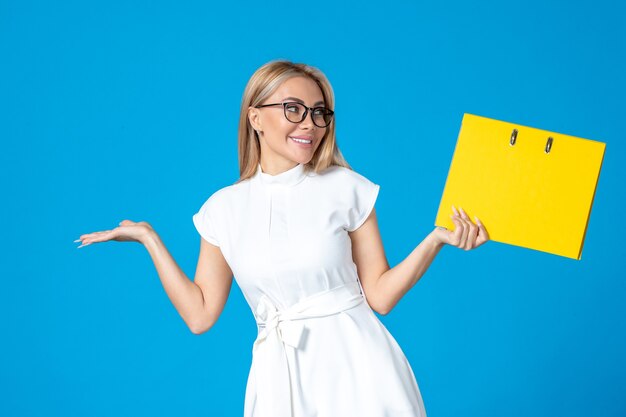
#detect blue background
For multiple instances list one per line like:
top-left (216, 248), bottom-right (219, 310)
top-left (1, 1), bottom-right (624, 416)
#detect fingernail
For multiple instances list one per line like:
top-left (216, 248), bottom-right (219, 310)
top-left (73, 239), bottom-right (81, 243)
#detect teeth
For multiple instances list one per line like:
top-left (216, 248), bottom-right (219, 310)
top-left (291, 137), bottom-right (312, 144)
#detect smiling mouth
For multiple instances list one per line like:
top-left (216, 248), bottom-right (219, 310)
top-left (289, 137), bottom-right (313, 144)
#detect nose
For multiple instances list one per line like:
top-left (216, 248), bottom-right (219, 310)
top-left (299, 110), bottom-right (316, 130)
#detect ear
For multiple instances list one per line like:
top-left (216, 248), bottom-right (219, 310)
top-left (248, 106), bottom-right (262, 132)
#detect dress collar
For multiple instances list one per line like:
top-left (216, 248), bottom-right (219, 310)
top-left (255, 162), bottom-right (307, 187)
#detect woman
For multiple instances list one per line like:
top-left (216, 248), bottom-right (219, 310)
top-left (75, 60), bottom-right (489, 417)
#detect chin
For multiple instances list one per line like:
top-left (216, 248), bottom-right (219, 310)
top-left (293, 156), bottom-right (312, 165)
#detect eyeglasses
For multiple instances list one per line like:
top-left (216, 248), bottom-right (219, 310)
top-left (255, 101), bottom-right (334, 128)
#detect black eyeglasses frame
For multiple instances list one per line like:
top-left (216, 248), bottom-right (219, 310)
top-left (254, 101), bottom-right (334, 128)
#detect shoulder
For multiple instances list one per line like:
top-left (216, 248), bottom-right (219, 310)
top-left (311, 165), bottom-right (380, 232)
top-left (197, 177), bottom-right (253, 212)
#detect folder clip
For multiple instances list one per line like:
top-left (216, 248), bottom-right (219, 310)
top-left (510, 129), bottom-right (518, 146)
top-left (545, 137), bottom-right (553, 154)
top-left (510, 128), bottom-right (553, 154)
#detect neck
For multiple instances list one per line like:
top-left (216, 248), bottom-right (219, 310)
top-left (260, 160), bottom-right (300, 176)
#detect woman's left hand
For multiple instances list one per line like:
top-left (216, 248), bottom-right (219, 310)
top-left (432, 206), bottom-right (490, 250)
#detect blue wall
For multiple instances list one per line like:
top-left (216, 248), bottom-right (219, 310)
top-left (1, 1), bottom-right (624, 416)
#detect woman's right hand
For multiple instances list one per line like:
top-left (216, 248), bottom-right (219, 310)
top-left (75, 220), bottom-right (154, 248)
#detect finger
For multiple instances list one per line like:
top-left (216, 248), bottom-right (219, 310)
top-left (449, 215), bottom-right (464, 247)
top-left (452, 205), bottom-right (459, 216)
top-left (76, 238), bottom-right (93, 248)
top-left (458, 208), bottom-right (476, 248)
top-left (458, 208), bottom-right (476, 249)
top-left (83, 231), bottom-right (115, 245)
top-left (474, 216), bottom-right (490, 246)
top-left (76, 233), bottom-right (98, 245)
top-left (459, 207), bottom-right (470, 221)
top-left (466, 222), bottom-right (478, 250)
top-left (457, 215), bottom-right (470, 248)
top-left (77, 227), bottom-right (117, 244)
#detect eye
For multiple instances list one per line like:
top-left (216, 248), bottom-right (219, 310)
top-left (285, 103), bottom-right (302, 113)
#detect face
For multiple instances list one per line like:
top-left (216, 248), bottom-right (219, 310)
top-left (248, 76), bottom-right (328, 174)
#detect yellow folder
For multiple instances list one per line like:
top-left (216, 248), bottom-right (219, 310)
top-left (435, 113), bottom-right (606, 260)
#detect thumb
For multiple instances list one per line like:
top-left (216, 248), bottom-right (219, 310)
top-left (119, 220), bottom-right (134, 226)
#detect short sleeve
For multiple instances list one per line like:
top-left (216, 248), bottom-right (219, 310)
top-left (192, 196), bottom-right (220, 247)
top-left (345, 172), bottom-right (380, 232)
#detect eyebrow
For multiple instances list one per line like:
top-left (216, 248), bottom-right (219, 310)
top-left (281, 96), bottom-right (325, 106)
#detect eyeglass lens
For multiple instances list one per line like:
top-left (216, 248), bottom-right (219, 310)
top-left (284, 103), bottom-right (332, 127)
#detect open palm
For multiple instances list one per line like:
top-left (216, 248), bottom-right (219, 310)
top-left (75, 220), bottom-right (153, 248)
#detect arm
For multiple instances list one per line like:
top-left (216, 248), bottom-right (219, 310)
top-left (143, 231), bottom-right (233, 334)
top-left (349, 206), bottom-right (488, 315)
top-left (373, 230), bottom-right (443, 315)
top-left (349, 207), bottom-right (438, 315)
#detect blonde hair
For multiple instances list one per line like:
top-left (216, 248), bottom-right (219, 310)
top-left (235, 59), bottom-right (352, 184)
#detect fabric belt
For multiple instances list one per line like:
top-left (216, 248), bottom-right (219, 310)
top-left (251, 280), bottom-right (365, 417)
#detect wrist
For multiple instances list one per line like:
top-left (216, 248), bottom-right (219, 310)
top-left (141, 229), bottom-right (160, 248)
top-left (427, 228), bottom-right (445, 249)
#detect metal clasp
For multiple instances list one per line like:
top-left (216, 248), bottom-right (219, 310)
top-left (510, 129), bottom-right (518, 146)
top-left (545, 136), bottom-right (553, 154)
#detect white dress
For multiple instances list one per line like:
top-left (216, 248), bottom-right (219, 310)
top-left (193, 162), bottom-right (427, 417)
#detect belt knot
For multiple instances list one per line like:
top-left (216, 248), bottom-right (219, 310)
top-left (248, 280), bottom-right (365, 417)
top-left (255, 295), bottom-right (305, 349)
